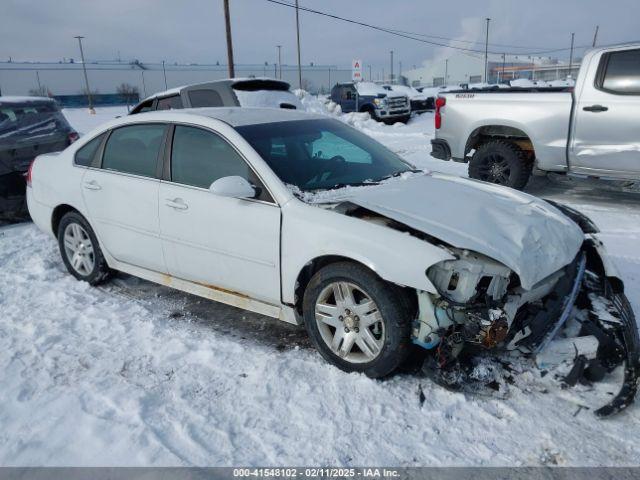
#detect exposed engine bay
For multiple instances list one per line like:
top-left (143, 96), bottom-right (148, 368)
top-left (337, 200), bottom-right (639, 417)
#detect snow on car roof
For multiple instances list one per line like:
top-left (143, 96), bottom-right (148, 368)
top-left (354, 82), bottom-right (389, 96)
top-left (0, 96), bottom-right (56, 104)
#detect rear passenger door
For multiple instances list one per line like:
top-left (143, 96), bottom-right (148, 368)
top-left (81, 123), bottom-right (168, 272)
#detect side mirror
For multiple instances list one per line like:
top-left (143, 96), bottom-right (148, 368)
top-left (209, 176), bottom-right (256, 199)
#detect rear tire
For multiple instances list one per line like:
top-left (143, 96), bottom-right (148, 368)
top-left (468, 140), bottom-right (532, 190)
top-left (302, 262), bottom-right (413, 378)
top-left (57, 211), bottom-right (112, 285)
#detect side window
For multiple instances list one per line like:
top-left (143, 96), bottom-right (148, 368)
top-left (600, 49), bottom-right (640, 94)
top-left (132, 99), bottom-right (154, 114)
top-left (188, 89), bottom-right (224, 107)
top-left (74, 133), bottom-right (105, 167)
top-left (171, 126), bottom-right (272, 201)
top-left (156, 95), bottom-right (183, 110)
top-left (102, 124), bottom-right (165, 177)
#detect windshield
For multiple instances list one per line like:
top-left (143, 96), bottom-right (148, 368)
top-left (235, 119), bottom-right (412, 191)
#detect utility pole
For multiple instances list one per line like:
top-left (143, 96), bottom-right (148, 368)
top-left (592, 25), bottom-right (599, 47)
top-left (445, 59), bottom-right (448, 84)
top-left (294, 0), bottom-right (302, 89)
top-left (568, 32), bottom-right (575, 79)
top-left (368, 64), bottom-right (372, 81)
top-left (277, 45), bottom-right (282, 79)
top-left (501, 53), bottom-right (506, 83)
top-left (162, 60), bottom-right (167, 89)
top-left (484, 18), bottom-right (491, 83)
top-left (74, 36), bottom-right (94, 113)
top-left (390, 50), bottom-right (394, 83)
top-left (223, 0), bottom-right (235, 78)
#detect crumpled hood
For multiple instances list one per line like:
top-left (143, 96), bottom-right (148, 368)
top-left (345, 172), bottom-right (584, 290)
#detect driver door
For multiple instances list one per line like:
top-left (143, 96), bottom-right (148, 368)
top-left (159, 124), bottom-right (281, 303)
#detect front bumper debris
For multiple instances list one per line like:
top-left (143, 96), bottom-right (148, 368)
top-left (419, 238), bottom-right (639, 417)
top-left (515, 239), bottom-right (638, 416)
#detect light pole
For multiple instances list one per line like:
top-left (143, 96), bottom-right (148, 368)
top-left (592, 25), bottom-right (599, 47)
top-left (484, 18), bottom-right (491, 83)
top-left (390, 50), bottom-right (394, 83)
top-left (162, 60), bottom-right (168, 89)
top-left (368, 65), bottom-right (372, 81)
top-left (399, 60), bottom-right (402, 83)
top-left (277, 45), bottom-right (282, 79)
top-left (568, 32), bottom-right (575, 79)
top-left (294, 0), bottom-right (302, 89)
top-left (223, 0), bottom-right (235, 78)
top-left (445, 59), bottom-right (448, 85)
top-left (74, 36), bottom-right (94, 113)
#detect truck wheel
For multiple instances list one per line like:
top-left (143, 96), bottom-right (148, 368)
top-left (57, 211), bottom-right (112, 285)
top-left (469, 140), bottom-right (532, 190)
top-left (360, 105), bottom-right (377, 120)
top-left (302, 262), bottom-right (412, 378)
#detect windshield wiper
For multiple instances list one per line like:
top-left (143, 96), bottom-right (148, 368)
top-left (323, 181), bottom-right (381, 191)
top-left (377, 169), bottom-right (422, 182)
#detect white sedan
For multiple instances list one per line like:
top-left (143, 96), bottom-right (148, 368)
top-left (26, 108), bottom-right (638, 415)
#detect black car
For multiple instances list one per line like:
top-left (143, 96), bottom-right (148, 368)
top-left (0, 97), bottom-right (77, 219)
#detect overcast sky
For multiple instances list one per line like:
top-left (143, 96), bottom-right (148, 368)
top-left (3, 0), bottom-right (639, 73)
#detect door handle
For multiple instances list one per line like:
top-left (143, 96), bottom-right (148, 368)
top-left (83, 180), bottom-right (101, 190)
top-left (165, 198), bottom-right (188, 210)
top-left (583, 105), bottom-right (608, 112)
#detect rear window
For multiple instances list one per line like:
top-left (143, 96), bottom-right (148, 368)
top-left (232, 79), bottom-right (290, 92)
top-left (188, 89), bottom-right (224, 107)
top-left (600, 49), bottom-right (640, 94)
top-left (0, 100), bottom-right (69, 142)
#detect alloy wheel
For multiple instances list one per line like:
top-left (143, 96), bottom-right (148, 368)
top-left (63, 223), bottom-right (95, 276)
top-left (314, 281), bottom-right (385, 363)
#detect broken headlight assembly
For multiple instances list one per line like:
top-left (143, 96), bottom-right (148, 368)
top-left (412, 250), bottom-right (514, 355)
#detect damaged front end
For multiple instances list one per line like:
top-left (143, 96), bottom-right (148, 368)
top-left (415, 236), bottom-right (639, 417)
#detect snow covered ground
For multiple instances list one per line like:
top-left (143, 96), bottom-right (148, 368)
top-left (0, 101), bottom-right (639, 466)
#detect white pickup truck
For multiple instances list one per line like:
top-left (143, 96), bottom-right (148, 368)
top-left (431, 43), bottom-right (640, 189)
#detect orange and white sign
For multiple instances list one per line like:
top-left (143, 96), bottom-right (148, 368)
top-left (352, 59), bottom-right (363, 82)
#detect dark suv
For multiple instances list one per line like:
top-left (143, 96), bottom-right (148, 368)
top-left (0, 97), bottom-right (77, 219)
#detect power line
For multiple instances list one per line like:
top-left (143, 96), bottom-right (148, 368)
top-left (263, 0), bottom-right (593, 56)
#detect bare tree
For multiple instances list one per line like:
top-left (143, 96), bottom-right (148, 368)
top-left (116, 83), bottom-right (140, 107)
top-left (79, 87), bottom-right (99, 96)
top-left (29, 85), bottom-right (53, 97)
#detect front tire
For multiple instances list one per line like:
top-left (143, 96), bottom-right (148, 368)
top-left (302, 262), bottom-right (413, 378)
top-left (57, 211), bottom-right (112, 285)
top-left (468, 140), bottom-right (532, 190)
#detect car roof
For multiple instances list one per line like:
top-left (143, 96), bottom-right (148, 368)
top-left (140, 77), bottom-right (292, 101)
top-left (0, 96), bottom-right (56, 105)
top-left (131, 107), bottom-right (327, 127)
